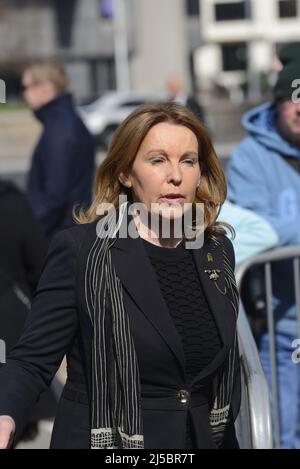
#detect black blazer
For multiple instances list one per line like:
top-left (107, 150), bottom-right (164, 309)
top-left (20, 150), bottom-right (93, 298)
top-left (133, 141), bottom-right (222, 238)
top-left (0, 221), bottom-right (240, 449)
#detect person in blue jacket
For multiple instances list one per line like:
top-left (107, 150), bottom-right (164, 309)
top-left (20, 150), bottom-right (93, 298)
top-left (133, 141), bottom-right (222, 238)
top-left (227, 53), bottom-right (300, 448)
top-left (22, 61), bottom-right (95, 239)
top-left (218, 201), bottom-right (278, 265)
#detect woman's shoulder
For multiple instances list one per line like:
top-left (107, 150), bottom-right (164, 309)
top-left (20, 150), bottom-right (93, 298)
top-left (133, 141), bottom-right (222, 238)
top-left (41, 223), bottom-right (99, 284)
top-left (205, 230), bottom-right (233, 249)
top-left (51, 221), bottom-right (98, 252)
top-left (204, 231), bottom-right (235, 268)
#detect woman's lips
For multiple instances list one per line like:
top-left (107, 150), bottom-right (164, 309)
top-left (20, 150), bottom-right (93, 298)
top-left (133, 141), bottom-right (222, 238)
top-left (160, 196), bottom-right (185, 204)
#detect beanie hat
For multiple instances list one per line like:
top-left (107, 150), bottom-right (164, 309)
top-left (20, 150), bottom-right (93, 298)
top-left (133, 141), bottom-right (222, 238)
top-left (273, 60), bottom-right (300, 101)
top-left (278, 42), bottom-right (300, 66)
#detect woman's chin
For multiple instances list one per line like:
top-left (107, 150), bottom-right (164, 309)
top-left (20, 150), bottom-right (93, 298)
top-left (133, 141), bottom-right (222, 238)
top-left (153, 205), bottom-right (185, 223)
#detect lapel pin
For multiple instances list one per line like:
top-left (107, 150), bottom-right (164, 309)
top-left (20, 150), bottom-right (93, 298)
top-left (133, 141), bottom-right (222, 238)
top-left (204, 269), bottom-right (227, 295)
top-left (207, 253), bottom-right (213, 262)
top-left (205, 269), bottom-right (221, 281)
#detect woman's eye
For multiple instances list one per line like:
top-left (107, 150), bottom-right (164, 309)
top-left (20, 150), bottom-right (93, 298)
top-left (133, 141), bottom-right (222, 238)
top-left (183, 159), bottom-right (197, 165)
top-left (151, 158), bottom-right (165, 164)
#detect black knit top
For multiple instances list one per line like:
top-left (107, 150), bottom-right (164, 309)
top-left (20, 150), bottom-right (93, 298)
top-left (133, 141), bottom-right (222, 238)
top-left (142, 238), bottom-right (222, 383)
top-left (142, 238), bottom-right (223, 448)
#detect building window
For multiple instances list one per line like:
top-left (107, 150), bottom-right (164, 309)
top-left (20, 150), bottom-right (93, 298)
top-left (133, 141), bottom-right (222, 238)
top-left (221, 43), bottom-right (247, 71)
top-left (90, 58), bottom-right (116, 94)
top-left (186, 0), bottom-right (200, 16)
top-left (278, 0), bottom-right (297, 18)
top-left (53, 0), bottom-right (78, 49)
top-left (215, 1), bottom-right (250, 21)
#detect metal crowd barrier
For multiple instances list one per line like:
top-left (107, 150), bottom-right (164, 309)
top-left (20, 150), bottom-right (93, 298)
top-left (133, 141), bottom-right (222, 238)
top-left (235, 302), bottom-right (273, 448)
top-left (235, 246), bottom-right (300, 449)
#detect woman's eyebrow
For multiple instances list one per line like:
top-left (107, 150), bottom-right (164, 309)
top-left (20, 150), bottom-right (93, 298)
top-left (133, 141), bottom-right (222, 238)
top-left (145, 150), bottom-right (198, 157)
top-left (145, 149), bottom-right (168, 156)
top-left (180, 152), bottom-right (198, 158)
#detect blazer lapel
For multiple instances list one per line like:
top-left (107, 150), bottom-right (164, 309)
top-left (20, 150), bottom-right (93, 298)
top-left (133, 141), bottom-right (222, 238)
top-left (111, 233), bottom-right (186, 376)
top-left (191, 237), bottom-right (237, 349)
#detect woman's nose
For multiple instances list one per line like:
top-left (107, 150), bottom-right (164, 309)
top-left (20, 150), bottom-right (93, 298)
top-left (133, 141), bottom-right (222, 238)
top-left (167, 165), bottom-right (182, 184)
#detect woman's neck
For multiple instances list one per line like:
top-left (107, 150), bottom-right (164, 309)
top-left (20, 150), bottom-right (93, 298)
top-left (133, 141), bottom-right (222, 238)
top-left (132, 213), bottom-right (183, 248)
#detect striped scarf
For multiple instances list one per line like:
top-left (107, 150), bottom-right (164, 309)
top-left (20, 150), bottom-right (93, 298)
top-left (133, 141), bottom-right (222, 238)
top-left (209, 234), bottom-right (240, 447)
top-left (85, 203), bottom-right (143, 449)
top-left (83, 203), bottom-right (239, 449)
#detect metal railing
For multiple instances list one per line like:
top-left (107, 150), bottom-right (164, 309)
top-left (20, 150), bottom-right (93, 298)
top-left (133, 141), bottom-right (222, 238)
top-left (235, 302), bottom-right (273, 448)
top-left (235, 246), bottom-right (300, 449)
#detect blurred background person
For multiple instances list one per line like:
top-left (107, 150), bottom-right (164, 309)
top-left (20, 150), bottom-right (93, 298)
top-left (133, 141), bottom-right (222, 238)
top-left (22, 61), bottom-right (95, 239)
top-left (218, 200), bottom-right (279, 265)
top-left (227, 47), bottom-right (300, 448)
top-left (277, 41), bottom-right (300, 69)
top-left (167, 76), bottom-right (205, 124)
top-left (0, 178), bottom-right (58, 443)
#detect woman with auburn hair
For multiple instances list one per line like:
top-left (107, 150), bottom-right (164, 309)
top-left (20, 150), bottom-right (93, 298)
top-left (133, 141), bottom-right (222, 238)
top-left (0, 103), bottom-right (240, 449)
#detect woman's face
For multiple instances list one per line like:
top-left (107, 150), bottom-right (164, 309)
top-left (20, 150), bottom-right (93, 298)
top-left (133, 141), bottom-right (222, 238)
top-left (119, 122), bottom-right (201, 220)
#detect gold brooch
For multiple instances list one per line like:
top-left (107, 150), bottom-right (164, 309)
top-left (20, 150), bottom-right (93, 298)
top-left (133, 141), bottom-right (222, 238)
top-left (205, 269), bottom-right (221, 280)
top-left (204, 269), bottom-right (227, 295)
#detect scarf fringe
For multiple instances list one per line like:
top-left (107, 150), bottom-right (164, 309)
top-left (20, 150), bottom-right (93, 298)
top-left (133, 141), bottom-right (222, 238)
top-left (91, 427), bottom-right (144, 449)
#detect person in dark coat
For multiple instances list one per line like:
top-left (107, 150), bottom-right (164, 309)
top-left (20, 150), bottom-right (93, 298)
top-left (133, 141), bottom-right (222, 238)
top-left (167, 76), bottom-right (206, 125)
top-left (0, 180), bottom-right (58, 440)
top-left (0, 104), bottom-right (241, 450)
top-left (22, 61), bottom-right (95, 239)
top-left (0, 180), bottom-right (48, 301)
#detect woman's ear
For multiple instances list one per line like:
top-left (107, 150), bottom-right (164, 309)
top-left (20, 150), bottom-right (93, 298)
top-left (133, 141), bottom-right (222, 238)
top-left (118, 172), bottom-right (132, 188)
